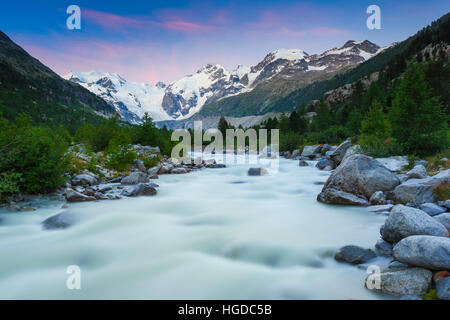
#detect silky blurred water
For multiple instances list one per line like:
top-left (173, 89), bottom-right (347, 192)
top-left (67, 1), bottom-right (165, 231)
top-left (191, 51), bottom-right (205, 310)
top-left (0, 157), bottom-right (390, 299)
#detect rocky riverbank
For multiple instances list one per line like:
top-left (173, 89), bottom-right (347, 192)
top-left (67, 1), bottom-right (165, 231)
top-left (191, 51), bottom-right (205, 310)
top-left (284, 141), bottom-right (450, 300)
top-left (1, 144), bottom-right (226, 212)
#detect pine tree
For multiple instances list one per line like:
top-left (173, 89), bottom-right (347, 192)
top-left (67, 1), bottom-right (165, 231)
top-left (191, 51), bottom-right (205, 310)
top-left (389, 64), bottom-right (448, 156)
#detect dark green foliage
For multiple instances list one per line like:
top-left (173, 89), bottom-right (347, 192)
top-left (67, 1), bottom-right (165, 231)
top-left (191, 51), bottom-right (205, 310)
top-left (0, 113), bottom-right (69, 195)
top-left (106, 146), bottom-right (137, 172)
top-left (389, 64), bottom-right (448, 156)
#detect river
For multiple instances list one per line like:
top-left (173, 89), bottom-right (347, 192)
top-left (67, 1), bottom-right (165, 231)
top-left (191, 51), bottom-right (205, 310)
top-left (0, 156), bottom-right (390, 299)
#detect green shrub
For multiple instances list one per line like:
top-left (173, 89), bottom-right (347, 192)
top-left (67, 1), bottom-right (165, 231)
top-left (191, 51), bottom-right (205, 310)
top-left (106, 146), bottom-right (137, 172)
top-left (0, 114), bottom-right (69, 194)
top-left (0, 172), bottom-right (22, 200)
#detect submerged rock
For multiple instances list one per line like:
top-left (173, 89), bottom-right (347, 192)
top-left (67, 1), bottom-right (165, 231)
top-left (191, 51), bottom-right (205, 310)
top-left (393, 235), bottom-right (450, 270)
top-left (381, 205), bottom-right (449, 243)
top-left (365, 268), bottom-right (432, 297)
top-left (170, 168), bottom-right (187, 174)
top-left (298, 160), bottom-right (309, 167)
top-left (248, 168), bottom-right (269, 176)
top-left (334, 245), bottom-right (376, 264)
top-left (316, 156), bottom-right (334, 171)
top-left (42, 211), bottom-right (77, 230)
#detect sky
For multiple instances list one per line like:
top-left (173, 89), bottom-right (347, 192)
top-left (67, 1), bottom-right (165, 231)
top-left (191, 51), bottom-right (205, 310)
top-left (1, 0), bottom-right (449, 85)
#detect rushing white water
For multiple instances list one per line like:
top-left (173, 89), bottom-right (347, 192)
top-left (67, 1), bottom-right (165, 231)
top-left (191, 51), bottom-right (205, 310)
top-left (0, 157), bottom-right (391, 299)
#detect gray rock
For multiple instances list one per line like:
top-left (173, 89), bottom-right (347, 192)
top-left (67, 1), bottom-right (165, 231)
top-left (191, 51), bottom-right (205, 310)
top-left (318, 155), bottom-right (400, 204)
top-left (121, 183), bottom-right (158, 197)
top-left (42, 211), bottom-right (77, 230)
top-left (171, 168), bottom-right (188, 174)
top-left (397, 174), bottom-right (409, 183)
top-left (317, 188), bottom-right (370, 206)
top-left (393, 235), bottom-right (450, 270)
top-left (301, 145), bottom-right (322, 159)
top-left (210, 163), bottom-right (226, 168)
top-left (434, 213), bottom-right (450, 231)
top-left (406, 165), bottom-right (428, 179)
top-left (334, 245), bottom-right (376, 264)
top-left (381, 205), bottom-right (449, 243)
top-left (248, 168), bottom-right (269, 176)
top-left (134, 159), bottom-right (146, 172)
top-left (121, 172), bottom-right (149, 185)
top-left (370, 191), bottom-right (387, 205)
top-left (376, 239), bottom-right (393, 256)
top-left (387, 261), bottom-right (409, 270)
top-left (436, 277), bottom-right (450, 300)
top-left (419, 203), bottom-right (446, 216)
top-left (316, 156), bottom-right (334, 171)
top-left (341, 145), bottom-right (360, 163)
top-left (391, 170), bottom-right (450, 204)
top-left (400, 295), bottom-right (423, 300)
top-left (157, 165), bottom-right (170, 174)
top-left (365, 268), bottom-right (432, 297)
top-left (298, 160), bottom-right (309, 167)
top-left (94, 192), bottom-right (108, 200)
top-left (375, 156), bottom-right (408, 172)
top-left (71, 173), bottom-right (98, 186)
top-left (414, 160), bottom-right (427, 167)
top-left (437, 200), bottom-right (450, 210)
top-left (366, 204), bottom-right (394, 213)
top-left (97, 185), bottom-right (113, 193)
top-left (291, 149), bottom-right (301, 158)
top-left (329, 140), bottom-right (352, 166)
top-left (65, 188), bottom-right (96, 202)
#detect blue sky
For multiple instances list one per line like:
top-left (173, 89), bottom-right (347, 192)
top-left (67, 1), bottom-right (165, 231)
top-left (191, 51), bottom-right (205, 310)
top-left (1, 1), bottom-right (448, 84)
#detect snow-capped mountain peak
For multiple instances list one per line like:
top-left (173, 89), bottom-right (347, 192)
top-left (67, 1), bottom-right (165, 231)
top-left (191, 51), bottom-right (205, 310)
top-left (63, 71), bottom-right (170, 122)
top-left (64, 40), bottom-right (386, 123)
top-left (270, 48), bottom-right (309, 61)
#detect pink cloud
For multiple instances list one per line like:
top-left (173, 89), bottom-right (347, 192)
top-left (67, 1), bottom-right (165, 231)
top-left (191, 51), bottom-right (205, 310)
top-left (249, 11), bottom-right (280, 28)
top-left (83, 9), bottom-right (144, 31)
top-left (83, 8), bottom-right (216, 34)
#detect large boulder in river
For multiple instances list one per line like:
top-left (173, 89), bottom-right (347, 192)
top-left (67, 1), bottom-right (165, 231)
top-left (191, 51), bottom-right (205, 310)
top-left (65, 188), bottom-right (96, 202)
top-left (390, 170), bottom-right (450, 204)
top-left (365, 268), bottom-right (432, 297)
top-left (329, 140), bottom-right (351, 167)
top-left (317, 154), bottom-right (400, 205)
top-left (301, 145), bottom-right (322, 158)
top-left (42, 211), bottom-right (77, 230)
top-left (121, 183), bottom-right (158, 197)
top-left (334, 245), bottom-right (376, 264)
top-left (393, 235), bottom-right (450, 270)
top-left (317, 188), bottom-right (369, 206)
top-left (121, 172), bottom-right (149, 185)
top-left (419, 203), bottom-right (446, 216)
top-left (381, 205), bottom-right (449, 243)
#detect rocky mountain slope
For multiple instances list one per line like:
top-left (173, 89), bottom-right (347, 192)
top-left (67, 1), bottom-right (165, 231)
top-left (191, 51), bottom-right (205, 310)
top-left (65, 40), bottom-right (386, 123)
top-left (0, 31), bottom-right (118, 130)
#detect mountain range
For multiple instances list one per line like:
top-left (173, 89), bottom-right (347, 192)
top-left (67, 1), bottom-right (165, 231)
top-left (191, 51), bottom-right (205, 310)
top-left (63, 40), bottom-right (387, 124)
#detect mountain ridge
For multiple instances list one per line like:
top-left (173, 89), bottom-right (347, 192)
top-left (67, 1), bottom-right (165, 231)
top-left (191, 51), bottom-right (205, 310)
top-left (65, 39), bottom-right (385, 123)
